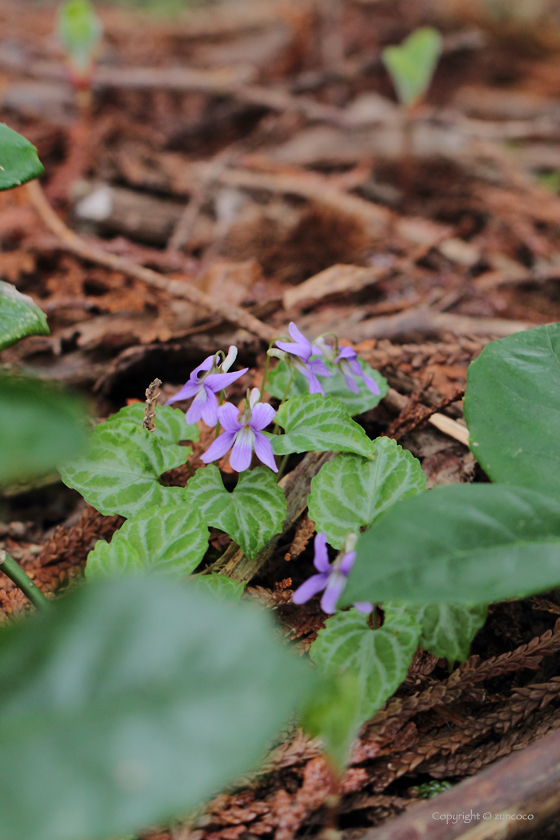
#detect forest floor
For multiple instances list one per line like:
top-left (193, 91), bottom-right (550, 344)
top-left (3, 0), bottom-right (560, 838)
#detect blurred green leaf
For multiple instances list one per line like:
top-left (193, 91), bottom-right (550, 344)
top-left (0, 374), bottom-right (88, 485)
top-left (301, 671), bottom-right (362, 776)
top-left (382, 27), bottom-right (442, 108)
top-left (58, 0), bottom-right (102, 79)
top-left (0, 281), bottom-right (49, 351)
top-left (0, 575), bottom-right (313, 840)
top-left (189, 573), bottom-right (244, 602)
top-left (0, 124), bottom-right (44, 191)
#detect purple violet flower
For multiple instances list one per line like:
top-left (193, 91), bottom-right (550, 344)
top-left (292, 532), bottom-right (372, 614)
top-left (165, 346), bottom-right (248, 427)
top-left (201, 389), bottom-right (278, 473)
top-left (275, 322), bottom-right (332, 396)
top-left (314, 337), bottom-right (380, 396)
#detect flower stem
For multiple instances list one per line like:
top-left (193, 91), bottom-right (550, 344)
top-left (0, 550), bottom-right (50, 611)
top-left (276, 453), bottom-right (290, 482)
top-left (272, 370), bottom-right (296, 434)
top-left (260, 339), bottom-right (277, 401)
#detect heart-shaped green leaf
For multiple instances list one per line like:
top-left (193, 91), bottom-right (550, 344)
top-left (86, 505), bottom-right (209, 580)
top-left (267, 359), bottom-right (387, 417)
top-left (382, 27), bottom-right (442, 108)
top-left (0, 575), bottom-right (312, 840)
top-left (464, 323), bottom-right (560, 498)
top-left (0, 281), bottom-right (49, 351)
top-left (343, 484), bottom-right (560, 606)
top-left (0, 374), bottom-right (88, 485)
top-left (308, 438), bottom-right (425, 549)
top-left (0, 124), bottom-right (44, 191)
top-left (104, 402), bottom-right (199, 447)
top-left (389, 603), bottom-right (487, 665)
top-left (60, 421), bottom-right (186, 517)
top-left (310, 607), bottom-right (420, 723)
top-left (183, 466), bottom-right (286, 559)
top-left (271, 394), bottom-right (373, 458)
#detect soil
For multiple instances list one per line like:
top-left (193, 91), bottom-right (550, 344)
top-left (3, 0), bottom-right (560, 838)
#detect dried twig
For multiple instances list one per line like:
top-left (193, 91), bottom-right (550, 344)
top-left (143, 378), bottom-right (162, 432)
top-left (26, 180), bottom-right (275, 343)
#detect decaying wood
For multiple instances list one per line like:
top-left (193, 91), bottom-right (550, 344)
top-left (362, 727), bottom-right (560, 840)
top-left (27, 180), bottom-right (275, 343)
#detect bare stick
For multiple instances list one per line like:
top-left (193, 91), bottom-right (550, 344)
top-left (26, 180), bottom-right (275, 343)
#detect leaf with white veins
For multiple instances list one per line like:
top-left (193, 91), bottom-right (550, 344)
top-left (310, 607), bottom-right (420, 722)
top-left (308, 438), bottom-right (426, 548)
top-left (272, 395), bottom-right (372, 458)
top-left (182, 466), bottom-right (286, 559)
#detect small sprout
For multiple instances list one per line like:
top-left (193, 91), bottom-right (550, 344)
top-left (410, 780), bottom-right (453, 800)
top-left (381, 26), bottom-right (443, 110)
top-left (57, 0), bottom-right (103, 90)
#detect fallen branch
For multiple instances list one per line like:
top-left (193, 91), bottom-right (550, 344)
top-left (25, 181), bottom-right (275, 343)
top-left (363, 727), bottom-right (560, 840)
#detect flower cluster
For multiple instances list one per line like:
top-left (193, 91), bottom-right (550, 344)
top-left (166, 324), bottom-right (378, 474)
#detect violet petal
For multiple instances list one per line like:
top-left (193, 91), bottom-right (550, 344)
top-left (253, 431), bottom-right (278, 472)
top-left (229, 427), bottom-right (254, 472)
top-left (165, 379), bottom-right (200, 406)
top-left (185, 387), bottom-right (208, 424)
top-left (339, 550), bottom-right (356, 576)
top-left (204, 367), bottom-right (249, 392)
top-left (200, 431), bottom-right (236, 464)
top-left (354, 602), bottom-right (373, 613)
top-left (200, 388), bottom-right (219, 427)
top-left (313, 532), bottom-right (331, 573)
top-left (321, 572), bottom-right (347, 614)
top-left (217, 402), bottom-right (243, 432)
top-left (249, 402), bottom-right (276, 431)
top-left (292, 573), bottom-right (329, 605)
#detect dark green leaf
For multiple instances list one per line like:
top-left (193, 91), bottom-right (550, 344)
top-left (0, 124), bottom-right (44, 190)
top-left (60, 421), bottom-right (186, 517)
top-left (0, 576), bottom-right (312, 840)
top-left (464, 323), bottom-right (560, 497)
top-left (271, 395), bottom-right (372, 458)
top-left (86, 506), bottom-right (208, 580)
top-left (308, 439), bottom-right (425, 548)
top-left (0, 281), bottom-right (49, 351)
top-left (267, 359), bottom-right (387, 417)
top-left (343, 484), bottom-right (560, 606)
top-left (182, 466), bottom-right (286, 559)
top-left (0, 374), bottom-right (88, 485)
